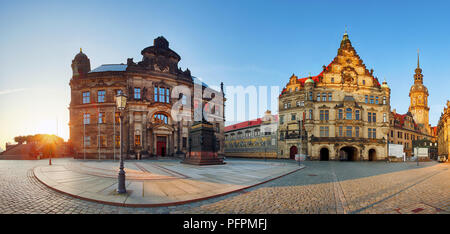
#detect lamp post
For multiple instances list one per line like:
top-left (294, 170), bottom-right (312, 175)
top-left (116, 93), bottom-right (127, 194)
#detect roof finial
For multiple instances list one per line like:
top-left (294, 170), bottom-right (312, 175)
top-left (80, 48), bottom-right (82, 53)
top-left (345, 25), bottom-right (348, 35)
top-left (417, 48), bottom-right (420, 68)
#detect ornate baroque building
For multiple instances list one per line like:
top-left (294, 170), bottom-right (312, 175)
top-left (224, 111), bottom-right (278, 158)
top-left (69, 36), bottom-right (225, 159)
top-left (437, 101), bottom-right (450, 158)
top-left (278, 33), bottom-right (391, 161)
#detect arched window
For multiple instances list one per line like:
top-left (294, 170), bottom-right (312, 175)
top-left (153, 113), bottom-right (168, 124)
top-left (345, 108), bottom-right (352, 120)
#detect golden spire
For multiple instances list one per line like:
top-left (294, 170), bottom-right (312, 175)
top-left (80, 48), bottom-right (83, 53)
top-left (417, 48), bottom-right (420, 68)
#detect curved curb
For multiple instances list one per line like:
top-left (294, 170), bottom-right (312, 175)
top-left (33, 165), bottom-right (306, 208)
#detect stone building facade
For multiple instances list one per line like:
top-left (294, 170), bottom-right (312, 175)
top-left (278, 33), bottom-right (390, 161)
top-left (69, 37), bottom-right (225, 159)
top-left (224, 111), bottom-right (278, 158)
top-left (437, 101), bottom-right (450, 158)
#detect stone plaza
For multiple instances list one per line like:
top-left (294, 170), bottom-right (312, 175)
top-left (1, 158), bottom-right (449, 214)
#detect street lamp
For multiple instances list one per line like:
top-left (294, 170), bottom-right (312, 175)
top-left (115, 93), bottom-right (127, 194)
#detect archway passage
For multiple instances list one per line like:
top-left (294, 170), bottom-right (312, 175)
top-left (369, 149), bottom-right (377, 161)
top-left (289, 146), bottom-right (298, 159)
top-left (320, 148), bottom-right (329, 161)
top-left (339, 146), bottom-right (358, 161)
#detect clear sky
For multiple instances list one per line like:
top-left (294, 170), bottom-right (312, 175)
top-left (1, 0), bottom-right (449, 147)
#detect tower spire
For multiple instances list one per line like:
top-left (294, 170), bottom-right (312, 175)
top-left (417, 48), bottom-right (420, 68)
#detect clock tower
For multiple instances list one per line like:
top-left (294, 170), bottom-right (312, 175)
top-left (409, 50), bottom-right (430, 134)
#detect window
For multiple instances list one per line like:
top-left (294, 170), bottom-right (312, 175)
top-left (309, 109), bottom-right (313, 119)
top-left (383, 113), bottom-right (387, 122)
top-left (284, 103), bottom-right (288, 109)
top-left (181, 94), bottom-right (187, 105)
top-left (84, 136), bottom-right (91, 146)
top-left (154, 113), bottom-right (168, 124)
top-left (368, 112), bottom-right (376, 122)
top-left (83, 113), bottom-right (90, 125)
top-left (339, 126), bottom-right (343, 137)
top-left (116, 89), bottom-right (123, 95)
top-left (345, 108), bottom-right (352, 120)
top-left (368, 128), bottom-right (376, 139)
top-left (98, 135), bottom-right (106, 147)
top-left (365, 95), bottom-right (368, 103)
top-left (346, 126), bottom-right (352, 137)
top-left (391, 130), bottom-right (394, 138)
top-left (154, 86), bottom-right (170, 103)
top-left (355, 126), bottom-right (360, 137)
top-left (338, 109), bottom-right (343, 120)
top-left (372, 113), bottom-right (376, 122)
top-left (320, 110), bottom-right (329, 121)
top-left (317, 93), bottom-right (321, 101)
top-left (355, 110), bottom-right (360, 120)
top-left (82, 91), bottom-right (90, 104)
top-left (98, 112), bottom-right (105, 124)
top-left (370, 96), bottom-right (374, 104)
top-left (134, 88), bottom-right (141, 100)
top-left (309, 92), bottom-right (313, 100)
top-left (320, 126), bottom-right (329, 137)
top-left (322, 93), bottom-right (326, 101)
top-left (383, 96), bottom-right (386, 105)
top-left (96, 90), bottom-right (105, 103)
top-left (135, 135), bottom-right (141, 147)
top-left (328, 92), bottom-right (332, 101)
top-left (375, 97), bottom-right (379, 104)
top-left (291, 114), bottom-right (296, 121)
top-left (182, 137), bottom-right (187, 149)
top-left (280, 116), bottom-right (284, 124)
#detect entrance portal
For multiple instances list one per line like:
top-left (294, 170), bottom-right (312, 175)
top-left (339, 146), bottom-right (358, 161)
top-left (289, 146), bottom-right (298, 159)
top-left (156, 136), bottom-right (167, 156)
top-left (369, 149), bottom-right (377, 161)
top-left (320, 148), bottom-right (329, 161)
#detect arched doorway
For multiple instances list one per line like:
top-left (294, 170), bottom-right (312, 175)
top-left (320, 148), bottom-right (329, 161)
top-left (369, 149), bottom-right (377, 161)
top-left (289, 146), bottom-right (298, 159)
top-left (339, 146), bottom-right (358, 161)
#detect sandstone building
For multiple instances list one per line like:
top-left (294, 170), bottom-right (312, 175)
top-left (69, 37), bottom-right (225, 159)
top-left (224, 111), bottom-right (278, 158)
top-left (278, 33), bottom-right (391, 161)
top-left (437, 101), bottom-right (450, 158)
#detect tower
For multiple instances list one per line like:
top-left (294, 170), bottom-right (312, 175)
top-left (71, 48), bottom-right (91, 77)
top-left (409, 50), bottom-right (430, 134)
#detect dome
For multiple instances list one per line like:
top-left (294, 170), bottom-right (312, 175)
top-left (410, 83), bottom-right (428, 93)
top-left (381, 81), bottom-right (389, 89)
top-left (141, 36), bottom-right (181, 61)
top-left (73, 48), bottom-right (89, 62)
top-left (305, 78), bottom-right (315, 84)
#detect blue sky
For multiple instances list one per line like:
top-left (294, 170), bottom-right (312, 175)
top-left (1, 0), bottom-right (449, 146)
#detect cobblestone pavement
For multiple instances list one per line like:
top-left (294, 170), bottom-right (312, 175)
top-left (1, 159), bottom-right (449, 214)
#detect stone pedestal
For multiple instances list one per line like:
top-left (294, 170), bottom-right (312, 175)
top-left (182, 121), bottom-right (225, 165)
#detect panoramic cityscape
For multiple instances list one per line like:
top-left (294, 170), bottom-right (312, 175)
top-left (1, 0), bottom-right (449, 226)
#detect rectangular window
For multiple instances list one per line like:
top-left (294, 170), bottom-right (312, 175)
top-left (322, 93), bottom-right (326, 101)
top-left (372, 113), bottom-right (376, 122)
top-left (83, 113), bottom-right (90, 125)
top-left (84, 136), bottom-right (91, 146)
top-left (365, 95), bottom-right (368, 103)
top-left (291, 114), bottom-right (296, 121)
top-left (373, 128), bottom-right (376, 138)
top-left (166, 88), bottom-right (170, 103)
top-left (383, 96), bottom-right (387, 105)
top-left (135, 135), bottom-right (141, 147)
top-left (370, 96), bottom-right (374, 104)
top-left (368, 112), bottom-right (372, 122)
top-left (98, 112), bottom-right (105, 124)
top-left (346, 126), bottom-right (352, 137)
top-left (355, 110), bottom-right (360, 120)
top-left (82, 91), bottom-right (90, 104)
top-left (339, 126), bottom-right (343, 137)
top-left (328, 92), bottom-right (332, 101)
top-left (154, 87), bottom-right (158, 102)
top-left (97, 90), bottom-right (106, 103)
top-left (98, 135), bottom-right (106, 147)
top-left (134, 88), bottom-right (141, 100)
top-left (320, 126), bottom-right (329, 137)
top-left (338, 109), bottom-right (343, 120)
top-left (317, 93), bottom-right (321, 102)
top-left (383, 113), bottom-right (387, 122)
top-left (368, 128), bottom-right (373, 138)
top-left (182, 137), bottom-right (187, 149)
top-left (376, 97), bottom-right (379, 104)
top-left (320, 110), bottom-right (324, 121)
top-left (159, 87), bottom-right (165, 103)
top-left (280, 116), bottom-right (284, 124)
top-left (309, 92), bottom-right (313, 100)
top-left (325, 110), bottom-right (329, 120)
top-left (355, 126), bottom-right (360, 137)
